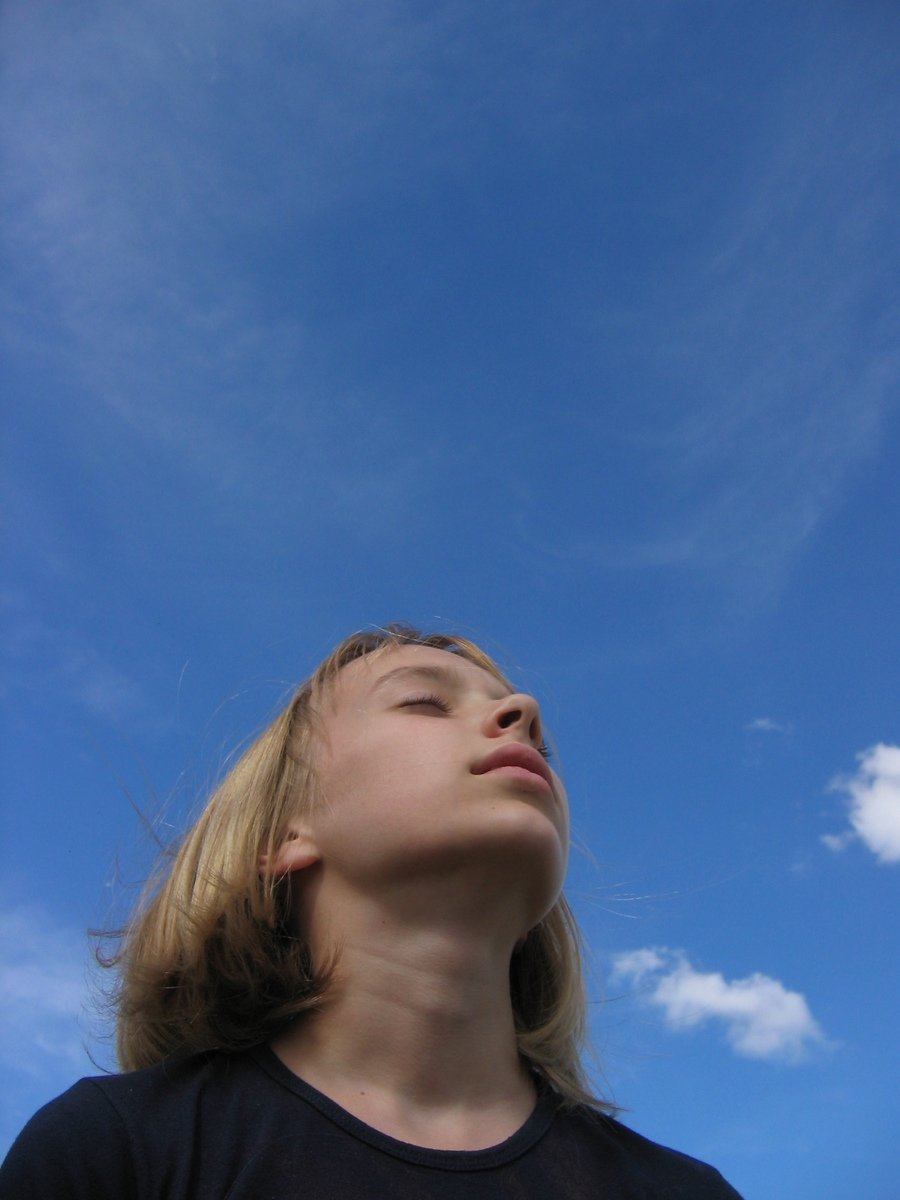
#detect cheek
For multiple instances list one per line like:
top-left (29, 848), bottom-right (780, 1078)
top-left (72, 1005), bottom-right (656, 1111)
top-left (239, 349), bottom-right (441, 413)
top-left (555, 777), bottom-right (570, 839)
top-left (541, 765), bottom-right (569, 838)
top-left (316, 733), bottom-right (415, 826)
top-left (317, 744), bottom-right (370, 817)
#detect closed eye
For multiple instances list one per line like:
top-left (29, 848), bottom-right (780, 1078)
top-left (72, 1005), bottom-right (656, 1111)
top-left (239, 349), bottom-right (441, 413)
top-left (538, 741), bottom-right (553, 761)
top-left (398, 693), bottom-right (452, 713)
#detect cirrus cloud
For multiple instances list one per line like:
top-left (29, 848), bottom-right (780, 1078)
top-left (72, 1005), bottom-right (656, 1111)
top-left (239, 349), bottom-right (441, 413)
top-left (0, 902), bottom-right (113, 1153)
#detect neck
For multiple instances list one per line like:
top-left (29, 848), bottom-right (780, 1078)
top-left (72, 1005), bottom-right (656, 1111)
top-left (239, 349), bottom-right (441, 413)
top-left (271, 907), bottom-right (536, 1149)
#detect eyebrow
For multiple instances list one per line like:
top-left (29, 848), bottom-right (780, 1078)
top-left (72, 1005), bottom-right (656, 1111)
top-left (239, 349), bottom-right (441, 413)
top-left (368, 663), bottom-right (510, 701)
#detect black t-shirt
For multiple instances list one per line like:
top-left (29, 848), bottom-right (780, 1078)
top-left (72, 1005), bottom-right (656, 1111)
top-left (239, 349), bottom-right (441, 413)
top-left (1, 1047), bottom-right (742, 1198)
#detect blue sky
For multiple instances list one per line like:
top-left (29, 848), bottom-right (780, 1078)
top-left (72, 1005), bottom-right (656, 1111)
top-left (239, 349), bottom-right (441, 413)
top-left (1, 2), bottom-right (898, 1195)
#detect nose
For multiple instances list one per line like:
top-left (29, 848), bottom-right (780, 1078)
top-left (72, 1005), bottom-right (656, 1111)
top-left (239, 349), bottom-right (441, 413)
top-left (485, 692), bottom-right (543, 749)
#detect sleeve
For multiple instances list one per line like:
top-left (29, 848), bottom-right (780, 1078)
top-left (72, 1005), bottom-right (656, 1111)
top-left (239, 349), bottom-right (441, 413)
top-left (0, 1080), bottom-right (136, 1200)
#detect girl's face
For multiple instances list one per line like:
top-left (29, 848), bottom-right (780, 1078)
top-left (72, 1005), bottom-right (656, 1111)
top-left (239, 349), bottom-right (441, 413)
top-left (304, 643), bottom-right (569, 934)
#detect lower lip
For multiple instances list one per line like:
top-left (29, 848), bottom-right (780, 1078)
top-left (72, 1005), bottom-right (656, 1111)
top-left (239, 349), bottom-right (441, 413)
top-left (485, 765), bottom-right (552, 792)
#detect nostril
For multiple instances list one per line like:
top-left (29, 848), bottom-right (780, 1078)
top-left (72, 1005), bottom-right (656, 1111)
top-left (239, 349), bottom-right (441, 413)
top-left (498, 708), bottom-right (522, 730)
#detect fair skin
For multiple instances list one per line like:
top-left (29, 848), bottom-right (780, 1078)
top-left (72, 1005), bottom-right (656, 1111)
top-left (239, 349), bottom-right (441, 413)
top-left (267, 644), bottom-right (569, 1150)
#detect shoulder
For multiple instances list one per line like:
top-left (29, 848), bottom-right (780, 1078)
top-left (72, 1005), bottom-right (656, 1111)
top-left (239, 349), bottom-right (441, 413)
top-left (552, 1105), bottom-right (744, 1198)
top-left (0, 1051), bottom-right (263, 1200)
top-left (1, 1076), bottom-right (134, 1199)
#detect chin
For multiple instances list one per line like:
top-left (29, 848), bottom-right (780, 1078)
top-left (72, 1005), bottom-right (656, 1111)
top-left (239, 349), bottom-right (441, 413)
top-left (480, 811), bottom-right (568, 918)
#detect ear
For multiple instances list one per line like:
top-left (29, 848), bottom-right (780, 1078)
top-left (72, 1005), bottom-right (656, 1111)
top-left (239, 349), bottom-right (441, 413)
top-left (258, 823), bottom-right (321, 877)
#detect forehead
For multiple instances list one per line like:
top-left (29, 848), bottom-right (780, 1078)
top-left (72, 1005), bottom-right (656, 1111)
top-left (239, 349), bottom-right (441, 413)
top-left (327, 643), bottom-right (512, 709)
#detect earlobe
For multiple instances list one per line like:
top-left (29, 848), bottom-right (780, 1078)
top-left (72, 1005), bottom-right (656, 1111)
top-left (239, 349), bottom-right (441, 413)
top-left (258, 826), bottom-right (320, 877)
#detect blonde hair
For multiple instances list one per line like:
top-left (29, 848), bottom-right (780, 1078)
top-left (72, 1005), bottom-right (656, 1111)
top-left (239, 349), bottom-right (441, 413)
top-left (107, 625), bottom-right (607, 1109)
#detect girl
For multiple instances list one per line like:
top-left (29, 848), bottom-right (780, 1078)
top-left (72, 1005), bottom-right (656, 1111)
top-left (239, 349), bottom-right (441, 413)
top-left (1, 625), bottom-right (742, 1198)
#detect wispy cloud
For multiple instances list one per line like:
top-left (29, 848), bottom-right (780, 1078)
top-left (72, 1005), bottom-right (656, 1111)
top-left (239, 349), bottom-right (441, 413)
top-left (823, 744), bottom-right (900, 865)
top-left (0, 902), bottom-right (112, 1149)
top-left (611, 947), bottom-right (826, 1063)
top-left (0, 905), bottom-right (102, 1073)
top-left (745, 717), bottom-right (792, 735)
top-left (567, 33), bottom-right (899, 609)
top-left (3, 3), bottom-right (896, 596)
top-left (0, 592), bottom-right (156, 728)
top-left (0, 2), bottom-right (451, 532)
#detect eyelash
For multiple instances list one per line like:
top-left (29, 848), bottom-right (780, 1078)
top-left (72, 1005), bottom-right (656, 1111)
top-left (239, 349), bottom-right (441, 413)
top-left (399, 695), bottom-right (554, 761)
top-left (399, 693), bottom-right (452, 713)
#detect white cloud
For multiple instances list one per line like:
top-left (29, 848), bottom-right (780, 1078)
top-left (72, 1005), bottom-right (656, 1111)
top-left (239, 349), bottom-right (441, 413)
top-left (611, 947), bottom-right (825, 1063)
top-left (540, 31), bottom-right (900, 613)
top-left (0, 1), bottom-right (444, 537)
top-left (610, 947), bottom-right (666, 980)
top-left (0, 594), bottom-right (157, 729)
top-left (819, 832), bottom-right (854, 853)
top-left (0, 905), bottom-right (105, 1079)
top-left (745, 717), bottom-right (792, 734)
top-left (824, 744), bottom-right (900, 865)
top-left (0, 903), bottom-right (114, 1151)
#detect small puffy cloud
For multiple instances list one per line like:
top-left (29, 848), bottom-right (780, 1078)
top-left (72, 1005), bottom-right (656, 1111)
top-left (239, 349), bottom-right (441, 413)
top-left (745, 716), bottom-right (792, 734)
top-left (611, 947), bottom-right (825, 1063)
top-left (824, 744), bottom-right (900, 865)
top-left (820, 831), bottom-right (853, 853)
top-left (610, 948), bottom-right (666, 979)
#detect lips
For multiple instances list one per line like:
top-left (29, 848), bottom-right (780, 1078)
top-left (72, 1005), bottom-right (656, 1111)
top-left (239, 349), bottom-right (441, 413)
top-left (471, 742), bottom-right (554, 790)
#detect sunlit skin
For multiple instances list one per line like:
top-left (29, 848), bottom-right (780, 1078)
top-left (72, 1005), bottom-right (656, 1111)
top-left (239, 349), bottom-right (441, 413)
top-left (268, 645), bottom-right (569, 1150)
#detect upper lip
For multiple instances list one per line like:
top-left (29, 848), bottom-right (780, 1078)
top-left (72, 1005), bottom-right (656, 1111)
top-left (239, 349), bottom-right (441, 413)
top-left (471, 742), bottom-right (553, 788)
